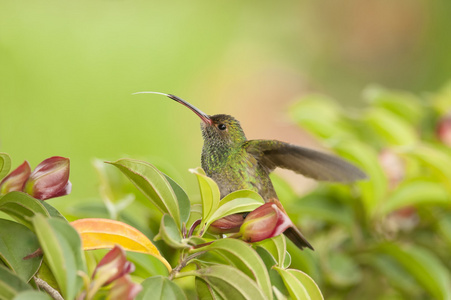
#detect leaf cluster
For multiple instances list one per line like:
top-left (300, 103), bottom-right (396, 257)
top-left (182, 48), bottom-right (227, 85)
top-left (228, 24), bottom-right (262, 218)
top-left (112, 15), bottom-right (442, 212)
top-left (284, 84), bottom-right (451, 299)
top-left (0, 153), bottom-right (322, 299)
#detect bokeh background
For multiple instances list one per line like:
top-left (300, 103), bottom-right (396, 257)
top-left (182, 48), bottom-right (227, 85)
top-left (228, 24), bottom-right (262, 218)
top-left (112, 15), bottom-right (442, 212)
top-left (1, 0), bottom-right (450, 205)
top-left (2, 0), bottom-right (451, 298)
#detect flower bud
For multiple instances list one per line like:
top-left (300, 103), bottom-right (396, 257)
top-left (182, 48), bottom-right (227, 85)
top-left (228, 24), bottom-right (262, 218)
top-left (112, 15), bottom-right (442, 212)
top-left (437, 114), bottom-right (451, 147)
top-left (92, 245), bottom-right (135, 286)
top-left (109, 275), bottom-right (142, 300)
top-left (24, 156), bottom-right (71, 200)
top-left (0, 161), bottom-right (31, 195)
top-left (209, 213), bottom-right (245, 234)
top-left (378, 149), bottom-right (404, 189)
top-left (240, 203), bottom-right (292, 243)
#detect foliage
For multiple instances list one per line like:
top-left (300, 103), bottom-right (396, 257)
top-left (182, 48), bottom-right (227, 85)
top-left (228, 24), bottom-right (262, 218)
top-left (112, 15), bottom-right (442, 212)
top-left (0, 153), bottom-right (321, 299)
top-left (1, 83), bottom-right (450, 299)
top-left (284, 83), bottom-right (451, 299)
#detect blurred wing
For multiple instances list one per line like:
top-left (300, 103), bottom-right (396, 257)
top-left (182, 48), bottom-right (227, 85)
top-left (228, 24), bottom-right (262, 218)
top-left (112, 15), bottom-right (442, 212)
top-left (244, 140), bottom-right (367, 182)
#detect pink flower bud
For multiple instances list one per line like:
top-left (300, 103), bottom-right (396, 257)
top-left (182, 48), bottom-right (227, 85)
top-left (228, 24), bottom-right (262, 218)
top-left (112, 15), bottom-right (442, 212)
top-left (109, 275), bottom-right (142, 300)
top-left (240, 203), bottom-right (292, 243)
top-left (378, 149), bottom-right (404, 189)
top-left (209, 213), bottom-right (245, 234)
top-left (92, 245), bottom-right (135, 286)
top-left (24, 156), bottom-right (71, 200)
top-left (437, 115), bottom-right (451, 147)
top-left (0, 161), bottom-right (31, 195)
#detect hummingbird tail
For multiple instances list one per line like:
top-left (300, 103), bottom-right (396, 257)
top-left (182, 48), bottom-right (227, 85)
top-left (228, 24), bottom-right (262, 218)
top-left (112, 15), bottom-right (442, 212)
top-left (284, 226), bottom-right (314, 251)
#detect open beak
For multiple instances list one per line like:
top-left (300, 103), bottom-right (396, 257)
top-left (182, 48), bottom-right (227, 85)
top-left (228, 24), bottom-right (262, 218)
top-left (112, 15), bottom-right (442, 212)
top-left (133, 91), bottom-right (212, 125)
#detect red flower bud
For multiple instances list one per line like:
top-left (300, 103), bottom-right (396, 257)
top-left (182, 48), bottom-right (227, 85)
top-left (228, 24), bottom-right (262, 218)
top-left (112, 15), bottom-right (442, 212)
top-left (437, 115), bottom-right (451, 147)
top-left (0, 161), bottom-right (31, 195)
top-left (92, 245), bottom-right (135, 286)
top-left (24, 156), bottom-right (71, 200)
top-left (240, 203), bottom-right (292, 243)
top-left (109, 275), bottom-right (142, 300)
top-left (209, 213), bottom-right (245, 234)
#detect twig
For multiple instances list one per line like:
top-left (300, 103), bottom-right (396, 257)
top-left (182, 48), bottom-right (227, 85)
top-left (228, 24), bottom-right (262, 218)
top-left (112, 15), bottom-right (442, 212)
top-left (23, 248), bottom-right (43, 260)
top-left (168, 251), bottom-right (206, 280)
top-left (34, 277), bottom-right (63, 300)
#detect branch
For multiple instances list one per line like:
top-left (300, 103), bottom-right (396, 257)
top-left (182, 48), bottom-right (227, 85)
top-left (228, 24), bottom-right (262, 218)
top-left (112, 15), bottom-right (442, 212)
top-left (34, 277), bottom-right (63, 300)
top-left (168, 251), bottom-right (206, 280)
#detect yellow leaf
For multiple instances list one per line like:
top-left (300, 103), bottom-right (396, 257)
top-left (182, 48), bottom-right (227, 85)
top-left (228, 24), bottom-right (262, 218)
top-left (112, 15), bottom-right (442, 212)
top-left (71, 218), bottom-right (171, 271)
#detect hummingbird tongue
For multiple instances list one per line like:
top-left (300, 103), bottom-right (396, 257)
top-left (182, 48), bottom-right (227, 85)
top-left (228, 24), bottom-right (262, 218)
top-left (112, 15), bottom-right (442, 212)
top-left (132, 91), bottom-right (212, 125)
top-left (166, 94), bottom-right (212, 125)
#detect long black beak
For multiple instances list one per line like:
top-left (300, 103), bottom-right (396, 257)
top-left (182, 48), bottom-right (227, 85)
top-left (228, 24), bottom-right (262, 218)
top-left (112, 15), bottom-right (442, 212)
top-left (133, 91), bottom-right (212, 125)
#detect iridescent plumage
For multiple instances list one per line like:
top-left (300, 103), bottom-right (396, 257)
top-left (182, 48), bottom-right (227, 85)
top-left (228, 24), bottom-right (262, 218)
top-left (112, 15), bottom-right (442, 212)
top-left (139, 92), bottom-right (367, 250)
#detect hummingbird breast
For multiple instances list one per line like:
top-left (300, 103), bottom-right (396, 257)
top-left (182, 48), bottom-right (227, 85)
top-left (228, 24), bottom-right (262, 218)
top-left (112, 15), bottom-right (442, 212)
top-left (201, 146), bottom-right (277, 200)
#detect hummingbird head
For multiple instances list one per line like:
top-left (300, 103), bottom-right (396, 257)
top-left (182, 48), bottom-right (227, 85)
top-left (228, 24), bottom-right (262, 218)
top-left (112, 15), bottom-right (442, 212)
top-left (201, 114), bottom-right (247, 147)
top-left (133, 92), bottom-right (247, 147)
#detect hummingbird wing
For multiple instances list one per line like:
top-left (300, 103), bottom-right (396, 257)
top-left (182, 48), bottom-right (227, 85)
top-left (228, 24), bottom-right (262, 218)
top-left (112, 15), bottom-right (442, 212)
top-left (244, 140), bottom-right (367, 182)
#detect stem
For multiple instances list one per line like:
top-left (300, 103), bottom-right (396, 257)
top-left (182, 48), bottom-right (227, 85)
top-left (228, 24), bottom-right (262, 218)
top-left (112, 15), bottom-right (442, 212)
top-left (168, 251), bottom-right (206, 280)
top-left (190, 241), bottom-right (214, 250)
top-left (174, 270), bottom-right (198, 279)
top-left (23, 248), bottom-right (43, 260)
top-left (34, 277), bottom-right (63, 300)
top-left (188, 219), bottom-right (202, 237)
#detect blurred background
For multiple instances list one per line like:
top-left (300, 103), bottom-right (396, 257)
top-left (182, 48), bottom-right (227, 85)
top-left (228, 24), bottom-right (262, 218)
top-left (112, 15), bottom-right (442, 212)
top-left (1, 0), bottom-right (450, 204)
top-left (2, 0), bottom-right (451, 299)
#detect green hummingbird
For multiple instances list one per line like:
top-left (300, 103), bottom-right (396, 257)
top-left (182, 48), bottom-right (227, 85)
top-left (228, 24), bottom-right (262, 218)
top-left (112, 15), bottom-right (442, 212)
top-left (135, 92), bottom-right (367, 250)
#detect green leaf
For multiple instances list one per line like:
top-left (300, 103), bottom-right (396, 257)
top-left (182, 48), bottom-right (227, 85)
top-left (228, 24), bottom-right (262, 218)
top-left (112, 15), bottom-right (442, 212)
top-left (405, 145), bottom-right (451, 186)
top-left (380, 243), bottom-right (451, 300)
top-left (195, 277), bottom-right (224, 300)
top-left (93, 158), bottom-right (127, 204)
top-left (256, 234), bottom-right (287, 268)
top-left (437, 214), bottom-right (451, 248)
top-left (126, 252), bottom-right (170, 278)
top-left (365, 253), bottom-right (420, 297)
top-left (0, 265), bottom-right (31, 300)
top-left (286, 242), bottom-right (320, 284)
top-left (290, 195), bottom-right (353, 228)
top-left (0, 192), bottom-right (50, 229)
top-left (0, 219), bottom-right (42, 282)
top-left (136, 276), bottom-right (187, 300)
top-left (365, 108), bottom-right (418, 146)
top-left (333, 140), bottom-right (387, 216)
top-left (380, 180), bottom-right (450, 215)
top-left (108, 158), bottom-right (182, 228)
top-left (275, 267), bottom-right (324, 300)
top-left (40, 201), bottom-right (68, 222)
top-left (13, 290), bottom-right (52, 300)
top-left (432, 82), bottom-right (451, 115)
top-left (32, 215), bottom-right (87, 300)
top-left (205, 190), bottom-right (264, 229)
top-left (0, 153), bottom-right (11, 182)
top-left (191, 264), bottom-right (268, 300)
top-left (254, 248), bottom-right (290, 298)
top-left (192, 238), bottom-right (272, 300)
top-left (324, 252), bottom-right (362, 287)
top-left (189, 167), bottom-right (220, 227)
top-left (290, 94), bottom-right (351, 139)
top-left (157, 214), bottom-right (187, 249)
top-left (363, 86), bottom-right (423, 124)
top-left (164, 174), bottom-right (190, 226)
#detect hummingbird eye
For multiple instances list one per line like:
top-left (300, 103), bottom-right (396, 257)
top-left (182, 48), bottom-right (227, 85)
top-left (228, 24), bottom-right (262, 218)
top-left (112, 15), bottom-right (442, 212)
top-left (217, 124), bottom-right (227, 131)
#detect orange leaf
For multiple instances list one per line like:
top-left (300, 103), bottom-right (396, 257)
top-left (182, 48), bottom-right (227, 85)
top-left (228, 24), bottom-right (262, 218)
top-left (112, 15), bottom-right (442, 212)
top-left (71, 218), bottom-right (172, 271)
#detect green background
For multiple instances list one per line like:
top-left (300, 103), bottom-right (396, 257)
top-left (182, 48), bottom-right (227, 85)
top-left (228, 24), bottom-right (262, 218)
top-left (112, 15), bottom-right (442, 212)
top-left (1, 0), bottom-right (450, 208)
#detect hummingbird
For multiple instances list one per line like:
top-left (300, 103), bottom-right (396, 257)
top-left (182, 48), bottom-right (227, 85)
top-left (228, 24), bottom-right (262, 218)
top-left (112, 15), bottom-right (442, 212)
top-left (135, 92), bottom-right (367, 250)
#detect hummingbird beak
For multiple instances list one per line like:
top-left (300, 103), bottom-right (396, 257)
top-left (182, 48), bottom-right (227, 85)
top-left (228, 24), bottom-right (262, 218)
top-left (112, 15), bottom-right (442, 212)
top-left (133, 91), bottom-right (212, 125)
